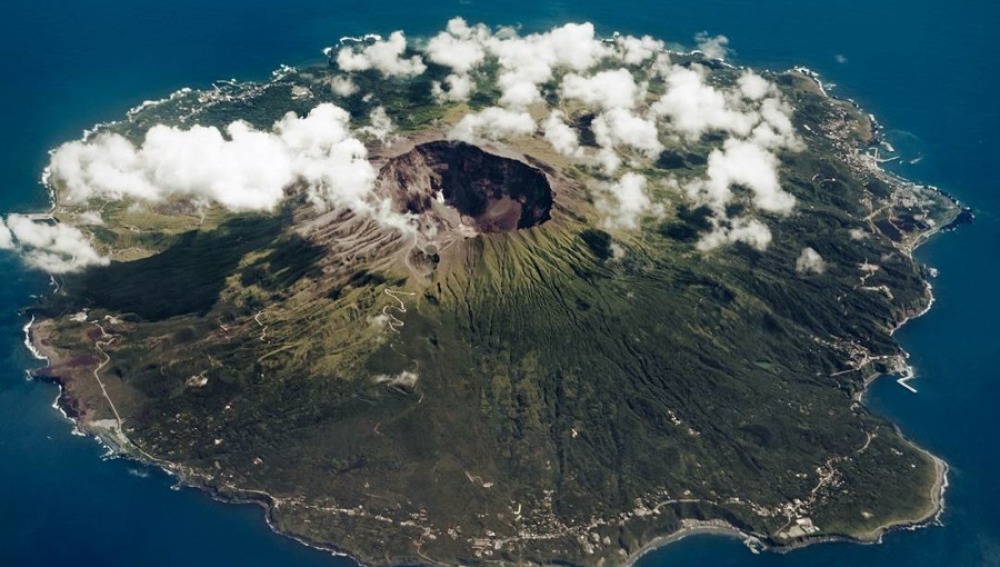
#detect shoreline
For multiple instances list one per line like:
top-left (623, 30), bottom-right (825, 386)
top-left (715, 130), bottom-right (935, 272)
top-left (852, 452), bottom-right (949, 541)
top-left (623, 522), bottom-right (757, 567)
top-left (24, 317), bottom-right (377, 566)
top-left (620, 454), bottom-right (949, 567)
top-left (27, 300), bottom-right (954, 566)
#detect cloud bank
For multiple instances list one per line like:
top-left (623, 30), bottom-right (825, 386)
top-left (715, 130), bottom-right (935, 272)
top-left (415, 19), bottom-right (800, 240)
top-left (49, 103), bottom-right (397, 219)
top-left (18, 19), bottom-right (808, 273)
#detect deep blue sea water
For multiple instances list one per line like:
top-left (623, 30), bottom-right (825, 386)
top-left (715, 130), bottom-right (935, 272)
top-left (1, 1), bottom-right (997, 565)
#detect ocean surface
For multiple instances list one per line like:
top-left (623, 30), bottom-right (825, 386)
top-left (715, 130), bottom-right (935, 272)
top-left (1, 1), bottom-right (997, 565)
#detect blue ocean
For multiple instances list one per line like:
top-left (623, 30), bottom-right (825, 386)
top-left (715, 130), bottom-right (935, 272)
top-left (1, 1), bottom-right (996, 565)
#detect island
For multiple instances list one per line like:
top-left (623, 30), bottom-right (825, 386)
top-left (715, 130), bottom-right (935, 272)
top-left (2, 19), bottom-right (961, 567)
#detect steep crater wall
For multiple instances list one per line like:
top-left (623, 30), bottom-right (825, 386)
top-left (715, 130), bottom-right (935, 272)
top-left (379, 140), bottom-right (554, 233)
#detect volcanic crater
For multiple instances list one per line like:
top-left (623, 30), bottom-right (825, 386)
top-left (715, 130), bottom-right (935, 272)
top-left (378, 140), bottom-right (554, 233)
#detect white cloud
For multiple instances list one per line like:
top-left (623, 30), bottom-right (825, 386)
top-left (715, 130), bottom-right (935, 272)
top-left (738, 71), bottom-right (772, 101)
top-left (651, 66), bottom-right (756, 140)
top-left (751, 97), bottom-right (801, 150)
top-left (431, 73), bottom-right (474, 102)
top-left (417, 21), bottom-right (627, 109)
top-left (542, 110), bottom-right (585, 158)
top-left (485, 23), bottom-right (613, 107)
top-left (49, 104), bottom-right (412, 230)
top-left (644, 63), bottom-right (799, 249)
top-left (596, 173), bottom-right (661, 230)
top-left (796, 247), bottom-right (826, 274)
top-left (697, 216), bottom-right (772, 251)
top-left (52, 123), bottom-right (289, 211)
top-left (330, 75), bottom-right (359, 97)
top-left (336, 31), bottom-right (426, 78)
top-left (426, 18), bottom-right (489, 74)
top-left (272, 105), bottom-right (386, 218)
top-left (487, 38), bottom-right (552, 107)
top-left (357, 106), bottom-right (395, 141)
top-left (651, 67), bottom-right (800, 155)
top-left (448, 107), bottom-right (536, 142)
top-left (2, 215), bottom-right (107, 273)
top-left (77, 211), bottom-right (104, 225)
top-left (694, 32), bottom-right (730, 60)
top-left (0, 220), bottom-right (13, 249)
top-left (593, 108), bottom-right (663, 157)
top-left (560, 68), bottom-right (642, 111)
top-left (426, 19), bottom-right (491, 103)
top-left (493, 22), bottom-right (610, 72)
top-left (596, 148), bottom-right (622, 174)
top-left (687, 139), bottom-right (795, 214)
top-left (614, 34), bottom-right (665, 65)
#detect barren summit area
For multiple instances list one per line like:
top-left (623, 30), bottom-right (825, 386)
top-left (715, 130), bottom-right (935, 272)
top-left (9, 19), bottom-right (960, 567)
top-left (380, 140), bottom-right (554, 233)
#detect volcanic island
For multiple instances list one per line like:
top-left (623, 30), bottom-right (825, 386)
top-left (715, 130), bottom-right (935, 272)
top-left (4, 19), bottom-right (963, 567)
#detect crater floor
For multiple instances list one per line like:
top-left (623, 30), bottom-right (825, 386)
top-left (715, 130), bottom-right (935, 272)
top-left (380, 140), bottom-right (554, 233)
